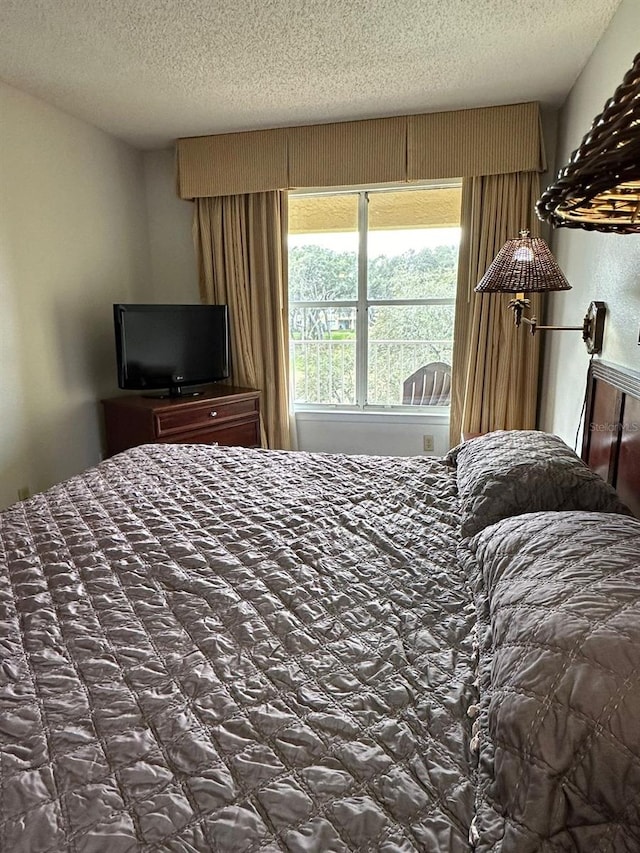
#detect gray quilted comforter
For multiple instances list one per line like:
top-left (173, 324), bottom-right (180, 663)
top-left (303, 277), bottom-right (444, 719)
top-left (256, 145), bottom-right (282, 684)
top-left (0, 444), bottom-right (477, 853)
top-left (461, 510), bottom-right (640, 852)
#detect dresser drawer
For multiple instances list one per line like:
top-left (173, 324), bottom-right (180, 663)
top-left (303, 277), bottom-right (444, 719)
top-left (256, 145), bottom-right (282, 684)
top-left (155, 397), bottom-right (258, 437)
top-left (164, 418), bottom-right (260, 448)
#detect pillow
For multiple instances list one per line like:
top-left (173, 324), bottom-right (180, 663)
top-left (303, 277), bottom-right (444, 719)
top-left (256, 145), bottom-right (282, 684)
top-left (464, 510), bottom-right (640, 851)
top-left (449, 430), bottom-right (629, 537)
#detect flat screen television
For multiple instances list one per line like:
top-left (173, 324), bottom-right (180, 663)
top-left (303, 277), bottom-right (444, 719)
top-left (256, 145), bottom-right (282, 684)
top-left (113, 303), bottom-right (230, 397)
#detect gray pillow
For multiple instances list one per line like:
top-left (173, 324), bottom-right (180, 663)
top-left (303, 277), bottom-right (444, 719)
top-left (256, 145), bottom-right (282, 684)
top-left (464, 510), bottom-right (640, 850)
top-left (448, 430), bottom-right (629, 537)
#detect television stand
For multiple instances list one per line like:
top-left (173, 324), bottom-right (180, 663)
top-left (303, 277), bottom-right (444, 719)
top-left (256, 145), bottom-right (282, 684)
top-left (101, 385), bottom-right (261, 456)
top-left (150, 385), bottom-right (206, 399)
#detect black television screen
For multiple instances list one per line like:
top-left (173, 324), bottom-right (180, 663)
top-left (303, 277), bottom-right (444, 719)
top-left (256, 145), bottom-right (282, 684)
top-left (114, 304), bottom-right (230, 396)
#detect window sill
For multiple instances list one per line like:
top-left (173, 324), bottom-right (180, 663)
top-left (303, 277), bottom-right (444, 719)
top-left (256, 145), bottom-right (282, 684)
top-left (294, 407), bottom-right (450, 425)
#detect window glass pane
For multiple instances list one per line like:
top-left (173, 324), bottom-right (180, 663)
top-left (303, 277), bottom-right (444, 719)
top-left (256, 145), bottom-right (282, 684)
top-left (367, 188), bottom-right (461, 300)
top-left (367, 305), bottom-right (454, 406)
top-left (289, 194), bottom-right (358, 301)
top-left (290, 307), bottom-right (357, 405)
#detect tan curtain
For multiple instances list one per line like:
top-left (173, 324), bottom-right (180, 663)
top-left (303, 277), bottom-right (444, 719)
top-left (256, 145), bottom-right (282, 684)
top-left (450, 172), bottom-right (543, 446)
top-left (193, 191), bottom-right (291, 449)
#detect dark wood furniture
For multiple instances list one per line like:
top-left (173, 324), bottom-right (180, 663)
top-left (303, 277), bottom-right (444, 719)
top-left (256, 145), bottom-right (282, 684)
top-left (102, 385), bottom-right (260, 457)
top-left (582, 360), bottom-right (640, 518)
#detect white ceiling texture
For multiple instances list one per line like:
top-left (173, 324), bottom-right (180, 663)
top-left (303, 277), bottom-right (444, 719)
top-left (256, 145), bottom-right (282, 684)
top-left (0, 0), bottom-right (622, 149)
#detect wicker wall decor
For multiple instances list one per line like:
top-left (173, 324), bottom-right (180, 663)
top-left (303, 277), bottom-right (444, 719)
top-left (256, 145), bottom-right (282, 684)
top-left (475, 230), bottom-right (572, 293)
top-left (536, 52), bottom-right (640, 233)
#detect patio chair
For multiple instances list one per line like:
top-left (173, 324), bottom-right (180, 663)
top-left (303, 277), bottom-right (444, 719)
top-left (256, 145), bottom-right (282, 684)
top-left (402, 361), bottom-right (451, 406)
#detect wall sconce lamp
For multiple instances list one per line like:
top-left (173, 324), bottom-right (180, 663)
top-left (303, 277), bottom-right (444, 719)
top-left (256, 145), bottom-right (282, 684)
top-left (474, 230), bottom-right (605, 354)
top-left (536, 51), bottom-right (640, 233)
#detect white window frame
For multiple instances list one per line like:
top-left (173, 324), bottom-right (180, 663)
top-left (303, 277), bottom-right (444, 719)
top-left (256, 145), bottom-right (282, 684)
top-left (289, 180), bottom-right (461, 413)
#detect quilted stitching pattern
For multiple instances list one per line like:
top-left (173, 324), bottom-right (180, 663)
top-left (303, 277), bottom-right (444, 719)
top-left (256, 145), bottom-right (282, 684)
top-left (448, 431), bottom-right (628, 538)
top-left (462, 511), bottom-right (640, 852)
top-left (0, 444), bottom-right (477, 852)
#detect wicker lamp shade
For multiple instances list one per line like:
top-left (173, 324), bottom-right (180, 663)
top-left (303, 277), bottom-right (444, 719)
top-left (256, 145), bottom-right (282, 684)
top-left (475, 230), bottom-right (572, 294)
top-left (536, 52), bottom-right (640, 233)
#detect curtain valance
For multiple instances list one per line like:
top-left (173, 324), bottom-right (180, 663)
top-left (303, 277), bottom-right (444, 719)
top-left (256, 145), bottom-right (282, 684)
top-left (176, 101), bottom-right (544, 200)
top-left (407, 103), bottom-right (545, 181)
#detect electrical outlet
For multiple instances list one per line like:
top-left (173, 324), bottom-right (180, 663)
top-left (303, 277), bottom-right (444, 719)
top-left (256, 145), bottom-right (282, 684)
top-left (17, 486), bottom-right (31, 501)
top-left (423, 434), bottom-right (434, 452)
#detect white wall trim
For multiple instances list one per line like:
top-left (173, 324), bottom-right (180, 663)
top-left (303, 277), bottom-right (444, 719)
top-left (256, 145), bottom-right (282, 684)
top-left (295, 409), bottom-right (449, 426)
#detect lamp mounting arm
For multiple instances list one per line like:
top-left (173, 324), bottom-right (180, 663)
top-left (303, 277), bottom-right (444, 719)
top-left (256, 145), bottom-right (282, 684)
top-left (515, 301), bottom-right (605, 355)
top-left (521, 317), bottom-right (584, 334)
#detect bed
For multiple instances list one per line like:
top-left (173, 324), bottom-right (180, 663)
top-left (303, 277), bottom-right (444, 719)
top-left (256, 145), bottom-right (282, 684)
top-left (1, 363), bottom-right (639, 853)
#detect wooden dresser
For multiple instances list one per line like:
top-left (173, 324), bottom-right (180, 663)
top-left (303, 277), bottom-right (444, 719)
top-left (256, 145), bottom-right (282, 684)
top-left (102, 385), bottom-right (260, 457)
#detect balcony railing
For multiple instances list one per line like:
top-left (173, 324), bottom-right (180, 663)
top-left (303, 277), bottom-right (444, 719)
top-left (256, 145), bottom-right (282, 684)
top-left (291, 338), bottom-right (453, 406)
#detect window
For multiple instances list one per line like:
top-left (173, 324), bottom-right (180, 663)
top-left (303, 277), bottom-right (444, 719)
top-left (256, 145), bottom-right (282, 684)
top-left (288, 184), bottom-right (462, 409)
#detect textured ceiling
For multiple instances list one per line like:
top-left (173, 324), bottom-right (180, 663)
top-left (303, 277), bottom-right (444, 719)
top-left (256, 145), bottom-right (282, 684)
top-left (0, 0), bottom-right (622, 150)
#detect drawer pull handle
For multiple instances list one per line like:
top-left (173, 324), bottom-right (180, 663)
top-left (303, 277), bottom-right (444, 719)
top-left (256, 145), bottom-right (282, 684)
top-left (209, 411), bottom-right (218, 418)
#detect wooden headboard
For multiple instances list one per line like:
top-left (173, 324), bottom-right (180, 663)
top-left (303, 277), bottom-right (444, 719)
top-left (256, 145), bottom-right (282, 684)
top-left (582, 360), bottom-right (640, 518)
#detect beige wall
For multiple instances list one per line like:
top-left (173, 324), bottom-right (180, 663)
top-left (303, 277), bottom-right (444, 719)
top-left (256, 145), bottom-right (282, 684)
top-left (540, 0), bottom-right (640, 444)
top-left (143, 149), bottom-right (199, 303)
top-left (0, 81), bottom-right (151, 508)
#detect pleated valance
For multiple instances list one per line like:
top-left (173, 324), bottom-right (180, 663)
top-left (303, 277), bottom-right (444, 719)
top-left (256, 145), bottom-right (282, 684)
top-left (176, 101), bottom-right (544, 200)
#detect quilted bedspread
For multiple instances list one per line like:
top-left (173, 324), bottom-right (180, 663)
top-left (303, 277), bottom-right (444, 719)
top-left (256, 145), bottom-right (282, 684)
top-left (462, 511), bottom-right (640, 852)
top-left (0, 444), bottom-right (477, 853)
